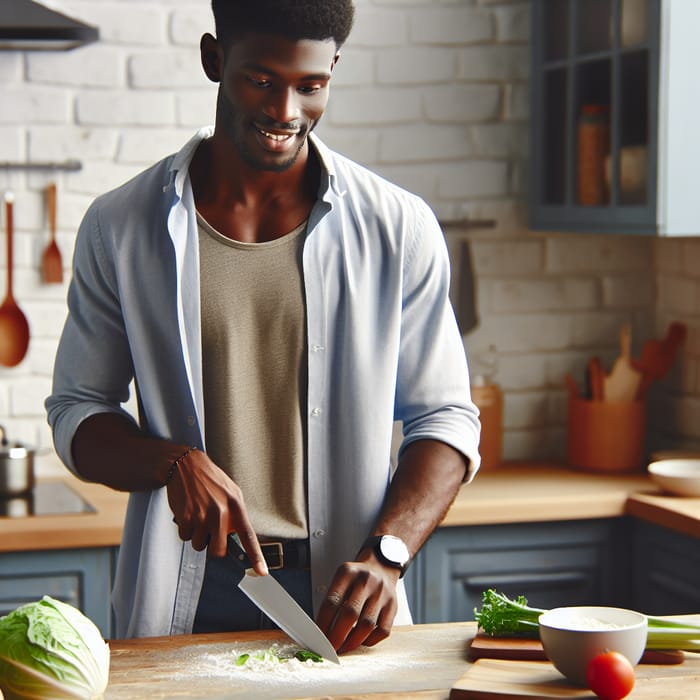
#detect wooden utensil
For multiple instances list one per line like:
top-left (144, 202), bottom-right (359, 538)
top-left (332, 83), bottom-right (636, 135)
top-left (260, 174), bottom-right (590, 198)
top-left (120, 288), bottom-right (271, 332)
top-left (41, 182), bottom-right (63, 283)
top-left (632, 322), bottom-right (687, 398)
top-left (603, 324), bottom-right (641, 401)
top-left (586, 356), bottom-right (605, 400)
top-left (0, 192), bottom-right (30, 367)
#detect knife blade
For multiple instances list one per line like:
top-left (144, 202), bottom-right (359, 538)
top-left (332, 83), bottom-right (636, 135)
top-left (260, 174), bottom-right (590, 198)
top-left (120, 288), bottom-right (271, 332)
top-left (227, 534), bottom-right (340, 664)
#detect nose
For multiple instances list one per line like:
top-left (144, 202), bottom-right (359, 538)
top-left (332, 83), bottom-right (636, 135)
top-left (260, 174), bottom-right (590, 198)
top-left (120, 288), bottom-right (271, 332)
top-left (262, 85), bottom-right (300, 125)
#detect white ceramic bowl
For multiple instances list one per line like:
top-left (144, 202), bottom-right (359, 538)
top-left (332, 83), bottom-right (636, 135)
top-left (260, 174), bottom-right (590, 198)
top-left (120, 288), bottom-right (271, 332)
top-left (539, 606), bottom-right (647, 686)
top-left (648, 459), bottom-right (700, 497)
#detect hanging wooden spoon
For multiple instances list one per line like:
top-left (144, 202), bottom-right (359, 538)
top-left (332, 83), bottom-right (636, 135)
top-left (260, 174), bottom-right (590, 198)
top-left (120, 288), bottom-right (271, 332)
top-left (0, 192), bottom-right (30, 367)
top-left (41, 182), bottom-right (63, 283)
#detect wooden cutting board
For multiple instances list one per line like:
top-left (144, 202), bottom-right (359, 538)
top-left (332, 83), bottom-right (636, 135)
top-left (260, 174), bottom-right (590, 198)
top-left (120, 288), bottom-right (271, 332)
top-left (450, 658), bottom-right (700, 699)
top-left (468, 634), bottom-right (684, 665)
top-left (105, 623), bottom-right (475, 699)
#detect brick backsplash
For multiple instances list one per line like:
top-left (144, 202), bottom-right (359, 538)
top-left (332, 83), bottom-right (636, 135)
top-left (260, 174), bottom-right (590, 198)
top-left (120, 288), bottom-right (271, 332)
top-left (0, 1), bottom-right (697, 477)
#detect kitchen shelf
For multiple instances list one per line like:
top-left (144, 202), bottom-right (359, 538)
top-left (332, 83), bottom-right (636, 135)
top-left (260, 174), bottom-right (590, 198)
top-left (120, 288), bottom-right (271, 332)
top-left (0, 160), bottom-right (82, 172)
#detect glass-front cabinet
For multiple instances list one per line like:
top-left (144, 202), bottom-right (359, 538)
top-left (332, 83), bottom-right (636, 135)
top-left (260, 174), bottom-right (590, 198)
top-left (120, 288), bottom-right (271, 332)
top-left (529, 0), bottom-right (700, 236)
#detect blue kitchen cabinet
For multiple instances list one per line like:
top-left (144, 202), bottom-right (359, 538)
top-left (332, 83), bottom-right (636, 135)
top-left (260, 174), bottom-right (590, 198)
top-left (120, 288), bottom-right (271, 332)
top-left (406, 518), bottom-right (626, 624)
top-left (0, 547), bottom-right (117, 637)
top-left (631, 520), bottom-right (700, 615)
top-left (529, 0), bottom-right (700, 236)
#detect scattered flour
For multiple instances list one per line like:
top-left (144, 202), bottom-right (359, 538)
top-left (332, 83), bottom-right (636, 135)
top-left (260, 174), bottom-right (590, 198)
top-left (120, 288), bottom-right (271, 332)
top-left (170, 640), bottom-right (420, 692)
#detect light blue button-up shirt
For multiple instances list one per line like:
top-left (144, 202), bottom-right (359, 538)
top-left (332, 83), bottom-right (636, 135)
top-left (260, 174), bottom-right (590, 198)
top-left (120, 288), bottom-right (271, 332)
top-left (46, 128), bottom-right (480, 638)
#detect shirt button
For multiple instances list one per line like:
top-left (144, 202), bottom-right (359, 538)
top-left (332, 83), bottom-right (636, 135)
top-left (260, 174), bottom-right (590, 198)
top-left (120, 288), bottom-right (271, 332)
top-left (313, 529), bottom-right (326, 538)
top-left (317, 585), bottom-right (328, 594)
top-left (187, 416), bottom-right (196, 426)
top-left (311, 407), bottom-right (322, 417)
top-left (311, 344), bottom-right (325, 352)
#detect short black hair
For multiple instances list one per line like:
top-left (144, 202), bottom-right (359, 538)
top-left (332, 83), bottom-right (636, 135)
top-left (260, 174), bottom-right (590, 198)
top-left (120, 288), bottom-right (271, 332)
top-left (211, 0), bottom-right (355, 48)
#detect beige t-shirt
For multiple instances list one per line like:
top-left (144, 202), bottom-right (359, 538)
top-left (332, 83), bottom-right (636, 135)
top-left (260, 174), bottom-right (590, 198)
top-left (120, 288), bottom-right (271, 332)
top-left (197, 213), bottom-right (308, 539)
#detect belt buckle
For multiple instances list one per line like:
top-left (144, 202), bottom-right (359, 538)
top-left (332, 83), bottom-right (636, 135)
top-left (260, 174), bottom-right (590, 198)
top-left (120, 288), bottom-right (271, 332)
top-left (264, 541), bottom-right (284, 570)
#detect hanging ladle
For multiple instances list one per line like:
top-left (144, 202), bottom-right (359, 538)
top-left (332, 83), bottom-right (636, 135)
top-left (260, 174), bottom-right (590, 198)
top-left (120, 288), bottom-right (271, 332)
top-left (0, 192), bottom-right (30, 367)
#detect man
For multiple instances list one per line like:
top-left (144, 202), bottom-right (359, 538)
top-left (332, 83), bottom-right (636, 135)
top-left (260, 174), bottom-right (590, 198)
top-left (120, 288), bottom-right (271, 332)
top-left (46, 0), bottom-right (480, 653)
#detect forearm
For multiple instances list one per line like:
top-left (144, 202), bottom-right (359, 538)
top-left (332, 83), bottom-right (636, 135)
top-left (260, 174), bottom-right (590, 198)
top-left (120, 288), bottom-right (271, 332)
top-left (367, 439), bottom-right (468, 559)
top-left (72, 412), bottom-right (191, 492)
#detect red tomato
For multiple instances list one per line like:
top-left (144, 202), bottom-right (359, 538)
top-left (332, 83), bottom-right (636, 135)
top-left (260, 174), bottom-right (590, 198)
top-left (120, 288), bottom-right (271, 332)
top-left (586, 651), bottom-right (636, 700)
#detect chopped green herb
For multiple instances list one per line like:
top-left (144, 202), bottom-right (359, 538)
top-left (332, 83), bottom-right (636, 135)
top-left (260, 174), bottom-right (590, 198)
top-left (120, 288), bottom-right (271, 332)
top-left (294, 649), bottom-right (324, 663)
top-left (233, 644), bottom-right (325, 666)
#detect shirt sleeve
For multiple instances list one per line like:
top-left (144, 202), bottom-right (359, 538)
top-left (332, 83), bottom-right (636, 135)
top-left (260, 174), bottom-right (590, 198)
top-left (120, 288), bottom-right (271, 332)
top-left (393, 199), bottom-right (481, 481)
top-left (45, 200), bottom-right (138, 474)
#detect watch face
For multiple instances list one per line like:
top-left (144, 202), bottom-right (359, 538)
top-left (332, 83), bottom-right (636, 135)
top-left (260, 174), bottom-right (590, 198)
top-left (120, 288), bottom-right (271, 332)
top-left (379, 535), bottom-right (409, 567)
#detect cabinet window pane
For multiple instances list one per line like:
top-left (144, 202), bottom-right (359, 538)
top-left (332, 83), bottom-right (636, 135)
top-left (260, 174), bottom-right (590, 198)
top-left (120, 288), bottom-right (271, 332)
top-left (620, 0), bottom-right (649, 48)
top-left (576, 0), bottom-right (612, 55)
top-left (543, 68), bottom-right (568, 205)
top-left (544, 0), bottom-right (569, 62)
top-left (575, 60), bottom-right (611, 206)
top-left (618, 49), bottom-right (649, 204)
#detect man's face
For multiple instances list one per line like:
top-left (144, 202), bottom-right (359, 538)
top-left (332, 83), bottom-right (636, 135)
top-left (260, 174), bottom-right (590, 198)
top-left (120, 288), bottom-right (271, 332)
top-left (215, 33), bottom-right (339, 172)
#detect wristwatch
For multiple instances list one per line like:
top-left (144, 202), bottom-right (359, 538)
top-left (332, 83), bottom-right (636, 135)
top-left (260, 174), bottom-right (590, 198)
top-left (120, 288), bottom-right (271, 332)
top-left (362, 535), bottom-right (411, 578)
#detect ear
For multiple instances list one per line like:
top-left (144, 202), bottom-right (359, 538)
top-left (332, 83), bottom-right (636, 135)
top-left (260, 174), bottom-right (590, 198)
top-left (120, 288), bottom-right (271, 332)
top-left (200, 33), bottom-right (224, 83)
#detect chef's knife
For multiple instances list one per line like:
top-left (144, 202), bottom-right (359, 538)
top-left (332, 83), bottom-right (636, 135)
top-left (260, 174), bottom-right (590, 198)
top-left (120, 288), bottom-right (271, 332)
top-left (227, 534), bottom-right (340, 664)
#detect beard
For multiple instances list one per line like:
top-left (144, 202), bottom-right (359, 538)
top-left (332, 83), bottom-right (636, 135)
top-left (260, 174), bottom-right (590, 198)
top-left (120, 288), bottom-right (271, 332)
top-left (217, 90), bottom-right (317, 173)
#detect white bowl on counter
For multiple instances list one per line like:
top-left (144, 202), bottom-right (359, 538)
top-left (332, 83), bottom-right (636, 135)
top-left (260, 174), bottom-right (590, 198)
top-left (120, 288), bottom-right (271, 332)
top-left (648, 458), bottom-right (700, 497)
top-left (539, 606), bottom-right (647, 686)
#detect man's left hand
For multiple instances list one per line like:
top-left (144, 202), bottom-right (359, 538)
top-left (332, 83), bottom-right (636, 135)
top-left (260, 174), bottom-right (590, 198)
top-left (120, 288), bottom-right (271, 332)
top-left (316, 555), bottom-right (400, 653)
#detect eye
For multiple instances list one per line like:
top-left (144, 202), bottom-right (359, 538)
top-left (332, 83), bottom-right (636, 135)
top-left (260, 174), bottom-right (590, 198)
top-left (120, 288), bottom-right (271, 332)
top-left (247, 76), bottom-right (271, 88)
top-left (298, 85), bottom-right (321, 95)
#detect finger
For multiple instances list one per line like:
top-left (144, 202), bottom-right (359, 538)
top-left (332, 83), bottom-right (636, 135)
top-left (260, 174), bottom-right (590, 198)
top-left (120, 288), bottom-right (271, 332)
top-left (190, 519), bottom-right (212, 552)
top-left (324, 580), bottom-right (369, 650)
top-left (356, 602), bottom-right (396, 649)
top-left (337, 606), bottom-right (379, 653)
top-left (316, 588), bottom-right (343, 637)
top-left (206, 507), bottom-right (230, 558)
top-left (235, 521), bottom-right (268, 576)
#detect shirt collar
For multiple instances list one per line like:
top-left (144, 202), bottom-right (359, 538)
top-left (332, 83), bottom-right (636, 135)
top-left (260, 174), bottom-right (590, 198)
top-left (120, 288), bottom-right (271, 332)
top-left (163, 127), bottom-right (344, 201)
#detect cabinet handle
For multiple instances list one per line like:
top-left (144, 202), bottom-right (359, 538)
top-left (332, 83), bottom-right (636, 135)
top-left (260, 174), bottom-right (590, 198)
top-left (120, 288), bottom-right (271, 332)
top-left (462, 571), bottom-right (588, 591)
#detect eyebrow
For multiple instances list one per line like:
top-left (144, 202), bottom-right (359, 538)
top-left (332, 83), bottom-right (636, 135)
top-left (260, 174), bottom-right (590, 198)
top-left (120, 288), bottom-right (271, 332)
top-left (242, 62), bottom-right (332, 81)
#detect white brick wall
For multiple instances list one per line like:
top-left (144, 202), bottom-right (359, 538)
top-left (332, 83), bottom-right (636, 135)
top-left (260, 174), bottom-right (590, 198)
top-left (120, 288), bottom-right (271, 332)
top-left (0, 0), bottom-right (698, 476)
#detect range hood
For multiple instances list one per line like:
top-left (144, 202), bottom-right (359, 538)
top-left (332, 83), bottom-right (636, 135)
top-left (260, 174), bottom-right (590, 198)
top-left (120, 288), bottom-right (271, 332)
top-left (0, 0), bottom-right (98, 51)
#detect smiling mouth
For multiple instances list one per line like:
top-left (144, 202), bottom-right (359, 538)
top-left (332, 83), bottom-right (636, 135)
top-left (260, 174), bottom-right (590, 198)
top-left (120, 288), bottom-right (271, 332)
top-left (257, 127), bottom-right (297, 142)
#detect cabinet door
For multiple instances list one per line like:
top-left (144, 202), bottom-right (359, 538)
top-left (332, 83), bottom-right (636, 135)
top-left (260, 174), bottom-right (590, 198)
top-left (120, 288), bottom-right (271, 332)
top-left (631, 520), bottom-right (700, 615)
top-left (0, 548), bottom-right (114, 637)
top-left (411, 519), bottom-right (624, 624)
top-left (529, 0), bottom-right (660, 234)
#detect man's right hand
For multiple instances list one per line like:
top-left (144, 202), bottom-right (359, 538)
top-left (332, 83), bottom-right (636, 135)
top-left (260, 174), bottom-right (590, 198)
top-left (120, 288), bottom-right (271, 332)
top-left (165, 448), bottom-right (268, 574)
top-left (72, 412), bottom-right (268, 576)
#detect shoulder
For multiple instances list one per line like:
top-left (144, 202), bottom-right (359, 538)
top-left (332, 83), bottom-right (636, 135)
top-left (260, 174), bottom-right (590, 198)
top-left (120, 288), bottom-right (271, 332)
top-left (312, 135), bottom-right (433, 218)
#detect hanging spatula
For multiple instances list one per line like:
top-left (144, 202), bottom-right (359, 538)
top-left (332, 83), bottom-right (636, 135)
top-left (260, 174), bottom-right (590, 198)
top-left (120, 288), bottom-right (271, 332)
top-left (41, 182), bottom-right (63, 284)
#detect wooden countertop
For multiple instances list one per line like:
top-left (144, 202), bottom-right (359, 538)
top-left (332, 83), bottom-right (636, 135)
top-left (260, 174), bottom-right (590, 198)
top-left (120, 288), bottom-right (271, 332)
top-left (1, 463), bottom-right (698, 555)
top-left (104, 621), bottom-right (700, 699)
top-left (445, 463), bottom-right (700, 538)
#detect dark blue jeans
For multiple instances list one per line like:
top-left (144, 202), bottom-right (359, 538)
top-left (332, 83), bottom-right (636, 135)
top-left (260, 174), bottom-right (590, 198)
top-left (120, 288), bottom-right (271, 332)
top-left (192, 554), bottom-right (313, 633)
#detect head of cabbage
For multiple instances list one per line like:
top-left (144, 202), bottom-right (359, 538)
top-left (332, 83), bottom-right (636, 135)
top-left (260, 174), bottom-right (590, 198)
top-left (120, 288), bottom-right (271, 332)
top-left (0, 595), bottom-right (109, 700)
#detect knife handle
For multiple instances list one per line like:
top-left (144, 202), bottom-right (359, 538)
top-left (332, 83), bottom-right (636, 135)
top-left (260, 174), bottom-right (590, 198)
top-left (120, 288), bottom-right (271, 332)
top-left (227, 533), bottom-right (252, 570)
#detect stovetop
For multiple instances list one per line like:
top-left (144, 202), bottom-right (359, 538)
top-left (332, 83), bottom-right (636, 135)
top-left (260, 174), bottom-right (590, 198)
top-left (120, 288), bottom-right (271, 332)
top-left (0, 482), bottom-right (96, 518)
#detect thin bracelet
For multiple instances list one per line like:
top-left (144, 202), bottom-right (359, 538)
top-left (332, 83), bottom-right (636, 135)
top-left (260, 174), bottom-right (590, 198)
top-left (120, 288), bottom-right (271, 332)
top-left (166, 446), bottom-right (195, 484)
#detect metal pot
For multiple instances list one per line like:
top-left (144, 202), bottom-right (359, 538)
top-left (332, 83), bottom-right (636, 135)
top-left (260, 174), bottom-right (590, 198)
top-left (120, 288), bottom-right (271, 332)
top-left (0, 425), bottom-right (35, 496)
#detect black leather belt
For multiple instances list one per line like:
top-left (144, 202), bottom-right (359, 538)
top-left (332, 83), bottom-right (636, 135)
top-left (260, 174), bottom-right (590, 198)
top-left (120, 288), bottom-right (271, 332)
top-left (260, 539), bottom-right (310, 570)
